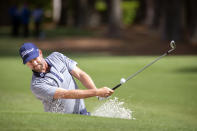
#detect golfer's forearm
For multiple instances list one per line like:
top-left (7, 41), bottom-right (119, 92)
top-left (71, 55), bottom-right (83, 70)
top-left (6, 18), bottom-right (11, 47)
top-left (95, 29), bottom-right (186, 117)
top-left (78, 73), bottom-right (97, 89)
top-left (71, 67), bottom-right (97, 89)
top-left (54, 88), bottom-right (97, 99)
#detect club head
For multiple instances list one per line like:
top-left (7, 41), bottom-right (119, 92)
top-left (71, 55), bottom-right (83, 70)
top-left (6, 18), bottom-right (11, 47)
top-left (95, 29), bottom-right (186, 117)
top-left (170, 40), bottom-right (176, 49)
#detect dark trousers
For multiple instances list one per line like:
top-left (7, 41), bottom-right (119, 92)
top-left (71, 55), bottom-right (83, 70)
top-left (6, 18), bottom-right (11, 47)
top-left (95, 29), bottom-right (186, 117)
top-left (11, 20), bottom-right (20, 36)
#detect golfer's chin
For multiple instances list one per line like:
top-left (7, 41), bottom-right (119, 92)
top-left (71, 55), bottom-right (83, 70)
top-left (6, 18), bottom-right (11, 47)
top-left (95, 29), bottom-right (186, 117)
top-left (33, 67), bottom-right (45, 73)
top-left (33, 69), bottom-right (41, 73)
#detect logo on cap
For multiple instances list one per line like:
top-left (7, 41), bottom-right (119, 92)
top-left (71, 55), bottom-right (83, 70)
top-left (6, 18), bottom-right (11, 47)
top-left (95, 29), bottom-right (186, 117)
top-left (21, 48), bottom-right (34, 58)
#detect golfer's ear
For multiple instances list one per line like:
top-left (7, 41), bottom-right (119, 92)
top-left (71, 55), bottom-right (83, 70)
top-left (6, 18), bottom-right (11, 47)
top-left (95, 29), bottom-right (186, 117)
top-left (39, 49), bottom-right (43, 57)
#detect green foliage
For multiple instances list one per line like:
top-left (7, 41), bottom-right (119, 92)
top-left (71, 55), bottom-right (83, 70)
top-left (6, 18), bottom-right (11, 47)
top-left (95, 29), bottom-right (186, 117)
top-left (19, 0), bottom-right (51, 9)
top-left (122, 1), bottom-right (139, 25)
top-left (95, 0), bottom-right (107, 11)
top-left (95, 0), bottom-right (139, 25)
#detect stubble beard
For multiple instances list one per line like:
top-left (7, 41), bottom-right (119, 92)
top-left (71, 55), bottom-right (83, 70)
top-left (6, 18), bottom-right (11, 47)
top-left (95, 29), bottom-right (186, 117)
top-left (33, 60), bottom-right (46, 73)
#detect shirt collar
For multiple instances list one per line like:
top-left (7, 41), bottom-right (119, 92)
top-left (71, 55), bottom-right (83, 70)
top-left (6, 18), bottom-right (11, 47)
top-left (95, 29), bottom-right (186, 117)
top-left (33, 70), bottom-right (46, 78)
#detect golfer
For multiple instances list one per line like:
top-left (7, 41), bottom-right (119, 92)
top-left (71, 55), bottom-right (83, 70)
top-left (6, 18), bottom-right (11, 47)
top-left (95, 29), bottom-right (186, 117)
top-left (19, 43), bottom-right (113, 115)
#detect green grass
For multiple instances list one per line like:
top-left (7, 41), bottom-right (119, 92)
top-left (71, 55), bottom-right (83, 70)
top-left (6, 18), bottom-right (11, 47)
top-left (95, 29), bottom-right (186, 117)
top-left (0, 55), bottom-right (197, 131)
top-left (0, 26), bottom-right (95, 42)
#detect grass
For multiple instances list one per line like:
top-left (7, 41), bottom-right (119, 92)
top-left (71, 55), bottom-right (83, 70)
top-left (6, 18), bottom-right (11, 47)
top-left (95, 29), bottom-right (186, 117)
top-left (0, 26), bottom-right (95, 41)
top-left (0, 26), bottom-right (95, 56)
top-left (0, 55), bottom-right (197, 131)
top-left (0, 32), bottom-right (196, 130)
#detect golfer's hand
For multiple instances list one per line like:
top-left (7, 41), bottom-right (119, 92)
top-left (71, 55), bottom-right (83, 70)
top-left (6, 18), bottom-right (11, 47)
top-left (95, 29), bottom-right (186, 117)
top-left (96, 87), bottom-right (114, 97)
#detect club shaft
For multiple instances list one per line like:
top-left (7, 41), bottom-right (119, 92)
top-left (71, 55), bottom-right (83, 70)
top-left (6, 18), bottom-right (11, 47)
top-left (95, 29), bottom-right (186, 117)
top-left (126, 52), bottom-right (167, 82)
top-left (99, 42), bottom-right (176, 100)
top-left (112, 83), bottom-right (122, 90)
top-left (112, 49), bottom-right (174, 90)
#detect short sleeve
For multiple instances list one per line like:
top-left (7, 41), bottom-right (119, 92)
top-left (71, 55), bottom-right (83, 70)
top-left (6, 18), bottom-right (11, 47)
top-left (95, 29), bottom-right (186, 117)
top-left (64, 56), bottom-right (77, 72)
top-left (31, 78), bottom-right (57, 101)
top-left (58, 53), bottom-right (78, 72)
top-left (46, 52), bottom-right (77, 72)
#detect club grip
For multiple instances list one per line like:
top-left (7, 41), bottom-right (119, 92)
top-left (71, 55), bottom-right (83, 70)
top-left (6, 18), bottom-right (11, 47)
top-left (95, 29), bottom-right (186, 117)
top-left (112, 83), bottom-right (122, 90)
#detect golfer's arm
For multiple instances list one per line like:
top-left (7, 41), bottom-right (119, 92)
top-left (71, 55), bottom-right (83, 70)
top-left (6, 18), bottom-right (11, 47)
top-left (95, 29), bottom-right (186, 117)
top-left (54, 88), bottom-right (97, 99)
top-left (71, 66), bottom-right (97, 89)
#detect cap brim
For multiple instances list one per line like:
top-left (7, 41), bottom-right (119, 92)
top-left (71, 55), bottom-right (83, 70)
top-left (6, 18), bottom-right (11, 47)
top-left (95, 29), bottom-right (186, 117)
top-left (23, 52), bottom-right (39, 64)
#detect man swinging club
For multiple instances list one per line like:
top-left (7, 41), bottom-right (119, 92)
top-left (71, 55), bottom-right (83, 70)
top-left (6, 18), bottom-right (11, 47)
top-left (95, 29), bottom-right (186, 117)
top-left (19, 43), bottom-right (113, 115)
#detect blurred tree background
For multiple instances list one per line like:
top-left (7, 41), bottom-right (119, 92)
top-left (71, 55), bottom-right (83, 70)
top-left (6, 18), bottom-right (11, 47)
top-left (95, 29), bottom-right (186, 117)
top-left (0, 0), bottom-right (197, 54)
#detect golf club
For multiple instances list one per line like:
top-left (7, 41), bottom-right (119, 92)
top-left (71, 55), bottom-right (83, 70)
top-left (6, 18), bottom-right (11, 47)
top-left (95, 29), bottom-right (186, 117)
top-left (98, 40), bottom-right (176, 100)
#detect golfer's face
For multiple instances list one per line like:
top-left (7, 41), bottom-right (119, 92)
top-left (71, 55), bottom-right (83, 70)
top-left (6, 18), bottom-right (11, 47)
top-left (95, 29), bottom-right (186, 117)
top-left (26, 55), bottom-right (45, 73)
